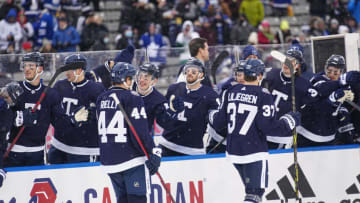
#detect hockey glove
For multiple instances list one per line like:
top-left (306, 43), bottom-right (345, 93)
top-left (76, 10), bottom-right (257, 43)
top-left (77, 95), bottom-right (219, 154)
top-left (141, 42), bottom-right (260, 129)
top-left (70, 106), bottom-right (88, 127)
top-left (329, 88), bottom-right (354, 105)
top-left (15, 108), bottom-right (38, 127)
top-left (169, 95), bottom-right (184, 113)
top-left (87, 104), bottom-right (97, 123)
top-left (0, 169), bottom-right (6, 188)
top-left (145, 147), bottom-right (161, 175)
top-left (280, 111), bottom-right (301, 132)
top-left (339, 71), bottom-right (360, 86)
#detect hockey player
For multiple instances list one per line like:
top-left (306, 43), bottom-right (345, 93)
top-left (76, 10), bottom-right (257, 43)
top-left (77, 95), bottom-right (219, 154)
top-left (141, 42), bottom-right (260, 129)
top-left (207, 60), bottom-right (247, 153)
top-left (262, 47), bottom-right (320, 149)
top-left (176, 37), bottom-right (212, 87)
top-left (48, 54), bottom-right (105, 164)
top-left (86, 45), bottom-right (134, 89)
top-left (209, 59), bottom-right (301, 203)
top-left (242, 45), bottom-right (260, 60)
top-left (6, 52), bottom-right (59, 167)
top-left (96, 62), bottom-right (161, 203)
top-left (158, 58), bottom-right (219, 156)
top-left (298, 54), bottom-right (360, 146)
top-left (0, 82), bottom-right (23, 187)
top-left (135, 63), bottom-right (184, 134)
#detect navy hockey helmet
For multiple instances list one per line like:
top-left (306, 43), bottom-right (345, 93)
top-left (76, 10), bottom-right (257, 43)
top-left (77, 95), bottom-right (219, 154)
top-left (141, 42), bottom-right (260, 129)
top-left (3, 82), bottom-right (24, 105)
top-left (234, 60), bottom-right (247, 73)
top-left (138, 63), bottom-right (160, 79)
top-left (64, 54), bottom-right (87, 70)
top-left (244, 59), bottom-right (265, 77)
top-left (22, 52), bottom-right (44, 66)
top-left (286, 46), bottom-right (303, 63)
top-left (111, 62), bottom-right (136, 83)
top-left (183, 58), bottom-right (205, 73)
top-left (325, 54), bottom-right (345, 69)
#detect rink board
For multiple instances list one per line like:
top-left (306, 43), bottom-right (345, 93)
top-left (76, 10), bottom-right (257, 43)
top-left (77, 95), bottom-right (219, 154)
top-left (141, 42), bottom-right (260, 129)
top-left (0, 145), bottom-right (359, 203)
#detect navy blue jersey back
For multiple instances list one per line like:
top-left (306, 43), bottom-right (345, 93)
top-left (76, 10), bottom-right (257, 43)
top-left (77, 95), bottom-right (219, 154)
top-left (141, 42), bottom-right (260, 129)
top-left (262, 68), bottom-right (319, 118)
top-left (211, 84), bottom-right (291, 162)
top-left (163, 82), bottom-right (218, 148)
top-left (141, 88), bottom-right (167, 131)
top-left (10, 81), bottom-right (60, 147)
top-left (53, 79), bottom-right (105, 147)
top-left (96, 87), bottom-right (154, 166)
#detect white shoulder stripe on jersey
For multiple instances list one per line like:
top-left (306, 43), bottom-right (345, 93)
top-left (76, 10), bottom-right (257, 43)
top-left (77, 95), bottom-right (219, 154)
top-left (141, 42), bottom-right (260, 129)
top-left (9, 144), bottom-right (44, 153)
top-left (100, 156), bottom-right (146, 174)
top-left (51, 137), bottom-right (99, 155)
top-left (226, 152), bottom-right (268, 164)
top-left (296, 126), bottom-right (335, 142)
top-left (157, 136), bottom-right (206, 155)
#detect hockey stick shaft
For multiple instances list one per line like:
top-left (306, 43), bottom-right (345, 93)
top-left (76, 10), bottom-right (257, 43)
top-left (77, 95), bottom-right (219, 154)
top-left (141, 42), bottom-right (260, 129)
top-left (4, 62), bottom-right (84, 159)
top-left (271, 50), bottom-right (300, 200)
top-left (211, 51), bottom-right (229, 85)
top-left (207, 137), bottom-right (225, 154)
top-left (285, 57), bottom-right (300, 201)
top-left (345, 100), bottom-right (360, 113)
top-left (110, 93), bottom-right (176, 203)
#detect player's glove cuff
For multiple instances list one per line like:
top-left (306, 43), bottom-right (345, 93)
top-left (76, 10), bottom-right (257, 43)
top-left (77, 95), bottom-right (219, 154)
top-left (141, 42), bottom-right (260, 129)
top-left (152, 147), bottom-right (162, 158)
top-left (14, 110), bottom-right (23, 127)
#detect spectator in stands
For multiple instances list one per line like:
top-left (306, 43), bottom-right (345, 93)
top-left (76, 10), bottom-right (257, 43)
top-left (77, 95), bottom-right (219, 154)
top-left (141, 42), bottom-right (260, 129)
top-left (52, 17), bottom-right (80, 52)
top-left (338, 25), bottom-right (349, 34)
top-left (60, 0), bottom-right (82, 27)
top-left (230, 14), bottom-right (255, 45)
top-left (76, 5), bottom-right (94, 35)
top-left (139, 22), bottom-right (166, 49)
top-left (21, 0), bottom-right (43, 23)
top-left (272, 0), bottom-right (291, 17)
top-left (116, 25), bottom-right (140, 50)
top-left (198, 17), bottom-right (217, 46)
top-left (345, 16), bottom-right (359, 33)
top-left (21, 41), bottom-right (33, 53)
top-left (348, 0), bottom-right (360, 24)
top-left (307, 0), bottom-right (327, 18)
top-left (329, 0), bottom-right (350, 25)
top-left (39, 39), bottom-right (56, 53)
top-left (32, 9), bottom-right (55, 49)
top-left (328, 18), bottom-right (339, 35)
top-left (212, 11), bottom-right (231, 45)
top-left (275, 20), bottom-right (292, 44)
top-left (155, 0), bottom-right (176, 38)
top-left (0, 9), bottom-right (23, 52)
top-left (17, 11), bottom-right (34, 42)
top-left (239, 0), bottom-right (264, 27)
top-left (309, 17), bottom-right (329, 37)
top-left (83, 0), bottom-right (100, 11)
top-left (176, 20), bottom-right (199, 48)
top-left (257, 20), bottom-right (277, 44)
top-left (176, 0), bottom-right (198, 22)
top-left (80, 15), bottom-right (109, 51)
top-left (0, 0), bottom-right (20, 21)
top-left (43, 0), bottom-right (60, 15)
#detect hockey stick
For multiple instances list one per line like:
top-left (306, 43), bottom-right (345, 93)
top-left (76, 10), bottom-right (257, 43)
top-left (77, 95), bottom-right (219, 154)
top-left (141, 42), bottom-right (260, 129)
top-left (207, 136), bottom-right (225, 154)
top-left (4, 61), bottom-right (85, 159)
top-left (345, 100), bottom-right (360, 113)
top-left (211, 50), bottom-right (229, 85)
top-left (110, 93), bottom-right (176, 203)
top-left (270, 50), bottom-right (300, 201)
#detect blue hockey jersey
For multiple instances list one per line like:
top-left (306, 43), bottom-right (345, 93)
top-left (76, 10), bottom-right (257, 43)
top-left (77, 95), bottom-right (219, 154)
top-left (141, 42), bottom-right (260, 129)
top-left (0, 102), bottom-right (13, 168)
top-left (96, 87), bottom-right (155, 173)
top-left (52, 79), bottom-right (105, 155)
top-left (158, 82), bottom-right (219, 155)
top-left (9, 81), bottom-right (60, 152)
top-left (262, 68), bottom-right (319, 144)
top-left (210, 84), bottom-right (292, 163)
top-left (140, 87), bottom-right (168, 133)
top-left (297, 72), bottom-right (344, 144)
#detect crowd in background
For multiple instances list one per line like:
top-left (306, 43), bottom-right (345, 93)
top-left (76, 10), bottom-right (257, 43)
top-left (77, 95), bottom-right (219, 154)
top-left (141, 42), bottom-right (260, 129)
top-left (0, 0), bottom-right (359, 55)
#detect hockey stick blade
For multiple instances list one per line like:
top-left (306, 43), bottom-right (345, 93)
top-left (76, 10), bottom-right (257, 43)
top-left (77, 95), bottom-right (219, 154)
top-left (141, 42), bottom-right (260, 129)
top-left (109, 93), bottom-right (176, 203)
top-left (270, 50), bottom-right (287, 63)
top-left (211, 51), bottom-right (229, 85)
